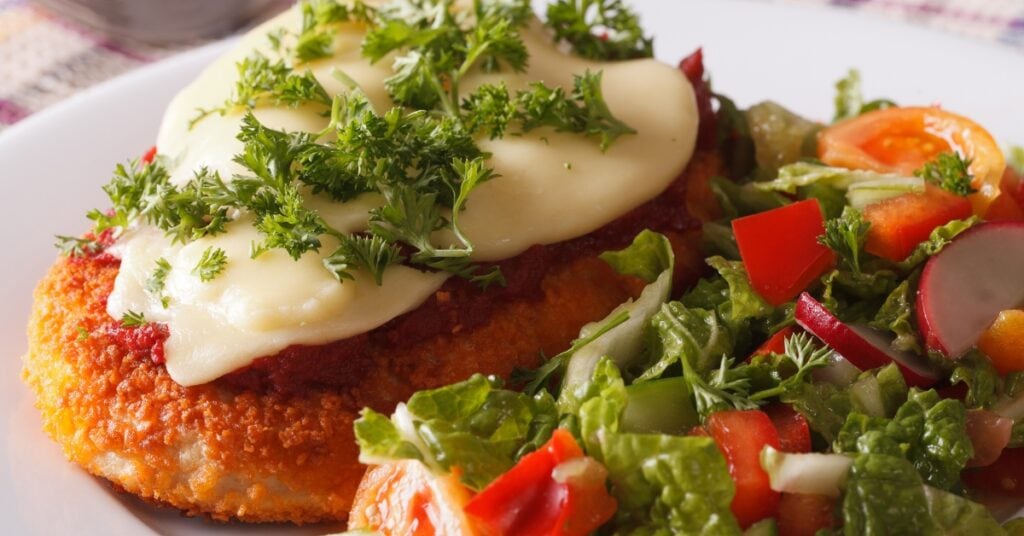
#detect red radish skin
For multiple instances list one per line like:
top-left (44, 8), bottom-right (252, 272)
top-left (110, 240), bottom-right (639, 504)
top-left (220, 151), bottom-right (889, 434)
top-left (795, 293), bottom-right (938, 387)
top-left (916, 222), bottom-right (1024, 358)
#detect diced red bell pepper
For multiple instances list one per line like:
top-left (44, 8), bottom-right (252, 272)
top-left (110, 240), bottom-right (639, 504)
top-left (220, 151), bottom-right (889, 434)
top-left (464, 429), bottom-right (616, 536)
top-left (750, 326), bottom-right (799, 360)
top-left (862, 184), bottom-right (972, 262)
top-left (141, 145), bottom-right (158, 165)
top-left (706, 410), bottom-right (782, 528)
top-left (776, 492), bottom-right (838, 536)
top-left (984, 168), bottom-right (1024, 222)
top-left (762, 403), bottom-right (811, 454)
top-left (732, 199), bottom-right (835, 306)
top-left (962, 447), bottom-right (1024, 494)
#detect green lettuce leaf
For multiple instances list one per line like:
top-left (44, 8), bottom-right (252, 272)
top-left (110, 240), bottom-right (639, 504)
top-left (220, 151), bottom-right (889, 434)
top-left (842, 454), bottom-right (939, 535)
top-left (353, 374), bottom-right (558, 490)
top-left (949, 350), bottom-right (1001, 409)
top-left (834, 389), bottom-right (972, 490)
top-left (599, 229), bottom-right (674, 284)
top-left (869, 276), bottom-right (922, 353)
top-left (566, 355), bottom-right (742, 534)
top-left (923, 486), bottom-right (1006, 535)
top-left (896, 217), bottom-right (979, 270)
top-left (783, 380), bottom-right (855, 443)
top-left (705, 256), bottom-right (774, 329)
top-left (639, 302), bottom-right (734, 381)
top-left (709, 176), bottom-right (788, 220)
top-left (832, 69), bottom-right (897, 123)
top-left (755, 162), bottom-right (906, 195)
top-left (602, 433), bottom-right (741, 535)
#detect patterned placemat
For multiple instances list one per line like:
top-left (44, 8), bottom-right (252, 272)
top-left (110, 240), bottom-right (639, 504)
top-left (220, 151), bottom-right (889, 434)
top-left (1, 0), bottom-right (1022, 132)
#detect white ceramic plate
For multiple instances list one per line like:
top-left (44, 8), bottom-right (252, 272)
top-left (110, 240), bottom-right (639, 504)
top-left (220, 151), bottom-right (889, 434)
top-left (2, 1), bottom-right (1021, 533)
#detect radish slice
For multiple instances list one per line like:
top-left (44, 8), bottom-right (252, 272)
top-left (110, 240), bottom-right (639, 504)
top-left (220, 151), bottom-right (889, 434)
top-left (795, 293), bottom-right (938, 387)
top-left (917, 222), bottom-right (1024, 358)
top-left (965, 409), bottom-right (1012, 468)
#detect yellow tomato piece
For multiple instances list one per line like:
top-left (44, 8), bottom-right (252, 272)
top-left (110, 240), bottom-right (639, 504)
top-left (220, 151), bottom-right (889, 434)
top-left (978, 309), bottom-right (1024, 375)
top-left (818, 106), bottom-right (1006, 214)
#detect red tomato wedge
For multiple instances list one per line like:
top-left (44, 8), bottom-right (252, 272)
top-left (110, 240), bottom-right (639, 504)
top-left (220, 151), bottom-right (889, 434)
top-left (707, 410), bottom-right (782, 528)
top-left (818, 106), bottom-right (1006, 214)
top-left (732, 199), bottom-right (835, 306)
top-left (776, 492), bottom-right (838, 536)
top-left (763, 403), bottom-right (811, 454)
top-left (861, 184), bottom-right (972, 262)
top-left (464, 429), bottom-right (616, 536)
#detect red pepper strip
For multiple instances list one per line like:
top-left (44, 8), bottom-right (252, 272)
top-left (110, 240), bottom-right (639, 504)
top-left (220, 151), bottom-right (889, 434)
top-left (706, 410), bottom-right (782, 529)
top-left (464, 429), bottom-right (616, 536)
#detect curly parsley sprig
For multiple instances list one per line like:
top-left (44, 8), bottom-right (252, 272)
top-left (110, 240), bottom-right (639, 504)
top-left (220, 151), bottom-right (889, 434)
top-left (70, 0), bottom-right (640, 288)
top-left (915, 152), bottom-right (977, 197)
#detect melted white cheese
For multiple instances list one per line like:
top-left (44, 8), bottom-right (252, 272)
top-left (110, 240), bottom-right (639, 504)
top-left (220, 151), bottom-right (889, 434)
top-left (108, 7), bottom-right (698, 386)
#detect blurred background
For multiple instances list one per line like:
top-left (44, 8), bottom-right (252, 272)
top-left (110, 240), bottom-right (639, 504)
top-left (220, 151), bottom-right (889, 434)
top-left (0, 0), bottom-right (1022, 133)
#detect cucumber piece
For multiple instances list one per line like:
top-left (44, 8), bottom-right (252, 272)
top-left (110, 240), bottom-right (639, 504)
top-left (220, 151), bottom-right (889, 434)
top-left (621, 377), bottom-right (698, 435)
top-left (761, 446), bottom-right (853, 497)
top-left (743, 518), bottom-right (778, 536)
top-left (846, 176), bottom-right (925, 209)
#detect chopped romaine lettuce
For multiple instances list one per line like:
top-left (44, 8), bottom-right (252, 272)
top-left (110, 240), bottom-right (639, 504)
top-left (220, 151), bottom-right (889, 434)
top-left (896, 217), bottom-right (979, 271)
top-left (834, 389), bottom-right (972, 490)
top-left (832, 69), bottom-right (897, 123)
top-left (639, 302), bottom-right (734, 381)
top-left (705, 256), bottom-right (774, 328)
top-left (869, 277), bottom-right (922, 354)
top-left (923, 486), bottom-right (1006, 535)
top-left (949, 350), bottom-right (1001, 409)
top-left (841, 454), bottom-right (938, 535)
top-left (755, 162), bottom-right (906, 195)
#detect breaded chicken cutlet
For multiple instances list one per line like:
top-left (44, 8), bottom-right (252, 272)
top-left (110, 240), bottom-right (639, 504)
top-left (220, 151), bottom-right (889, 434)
top-left (22, 0), bottom-right (722, 525)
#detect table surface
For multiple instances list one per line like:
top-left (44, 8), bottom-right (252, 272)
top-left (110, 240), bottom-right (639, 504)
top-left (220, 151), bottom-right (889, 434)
top-left (1, 0), bottom-right (1023, 133)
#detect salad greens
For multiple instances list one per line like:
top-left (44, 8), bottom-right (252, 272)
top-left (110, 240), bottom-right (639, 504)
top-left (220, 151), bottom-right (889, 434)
top-left (349, 64), bottom-right (1024, 534)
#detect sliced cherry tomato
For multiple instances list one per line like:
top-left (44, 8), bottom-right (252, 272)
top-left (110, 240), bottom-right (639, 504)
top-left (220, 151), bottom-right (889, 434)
top-left (348, 460), bottom-right (477, 536)
top-left (706, 410), bottom-right (782, 528)
top-left (762, 403), bottom-right (811, 454)
top-left (750, 326), bottom-right (798, 360)
top-left (861, 184), bottom-right (972, 262)
top-left (776, 492), bottom-right (838, 536)
top-left (819, 106), bottom-right (1005, 214)
top-left (965, 409), bottom-right (1013, 468)
top-left (464, 429), bottom-right (616, 536)
top-left (141, 145), bottom-right (158, 165)
top-left (732, 199), bottom-right (835, 306)
top-left (962, 447), bottom-right (1024, 494)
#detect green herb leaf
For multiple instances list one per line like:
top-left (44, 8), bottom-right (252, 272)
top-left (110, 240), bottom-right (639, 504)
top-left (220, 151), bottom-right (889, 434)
top-left (544, 0), bottom-right (653, 61)
top-left (145, 258), bottom-right (173, 308)
top-left (193, 246), bottom-right (228, 282)
top-left (915, 152), bottom-right (977, 197)
top-left (820, 206), bottom-right (871, 274)
top-left (55, 235), bottom-right (104, 257)
top-left (121, 310), bottom-right (148, 327)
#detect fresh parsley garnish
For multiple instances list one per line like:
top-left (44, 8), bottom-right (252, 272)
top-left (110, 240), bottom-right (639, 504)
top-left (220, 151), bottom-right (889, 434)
top-left (545, 0), bottom-right (653, 61)
top-left (190, 55), bottom-right (332, 127)
top-left (121, 310), bottom-right (149, 327)
top-left (683, 331), bottom-right (831, 419)
top-left (55, 235), bottom-right (104, 257)
top-left (76, 326), bottom-right (91, 341)
top-left (73, 0), bottom-right (639, 289)
top-left (145, 258), bottom-right (172, 308)
top-left (193, 247), bottom-right (228, 282)
top-left (820, 206), bottom-right (871, 274)
top-left (915, 152), bottom-right (977, 197)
